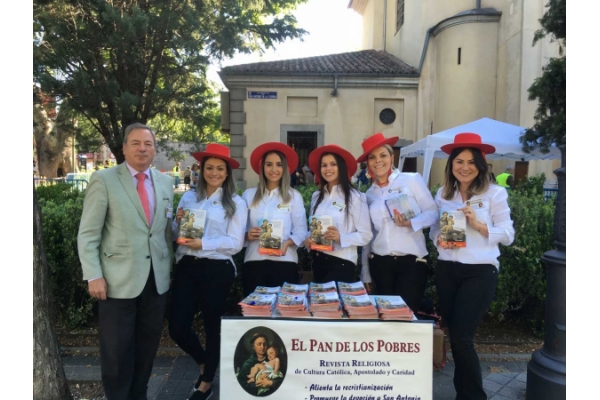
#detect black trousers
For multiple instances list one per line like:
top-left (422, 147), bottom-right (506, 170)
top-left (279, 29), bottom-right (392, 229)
top-left (98, 267), bottom-right (167, 400)
top-left (311, 251), bottom-right (356, 283)
top-left (435, 260), bottom-right (498, 400)
top-left (368, 253), bottom-right (424, 313)
top-left (168, 256), bottom-right (235, 383)
top-left (241, 260), bottom-right (298, 297)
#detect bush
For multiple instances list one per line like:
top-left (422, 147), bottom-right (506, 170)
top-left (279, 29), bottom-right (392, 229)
top-left (493, 176), bottom-right (554, 330)
top-left (37, 184), bottom-right (93, 328)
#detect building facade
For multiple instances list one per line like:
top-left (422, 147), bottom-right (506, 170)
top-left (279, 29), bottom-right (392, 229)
top-left (219, 0), bottom-right (561, 188)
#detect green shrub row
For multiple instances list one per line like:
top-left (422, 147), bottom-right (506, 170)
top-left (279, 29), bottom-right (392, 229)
top-left (37, 177), bottom-right (554, 331)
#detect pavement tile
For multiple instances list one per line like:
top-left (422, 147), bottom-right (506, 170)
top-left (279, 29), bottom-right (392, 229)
top-left (482, 379), bottom-right (503, 393)
top-left (486, 373), bottom-right (512, 385)
top-left (498, 385), bottom-right (526, 399)
top-left (154, 357), bottom-right (175, 368)
top-left (515, 372), bottom-right (527, 383)
top-left (507, 378), bottom-right (527, 391)
top-left (490, 394), bottom-right (516, 400)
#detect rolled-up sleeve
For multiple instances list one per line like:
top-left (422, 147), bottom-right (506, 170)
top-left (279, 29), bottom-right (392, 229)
top-left (339, 193), bottom-right (373, 248)
top-left (201, 198), bottom-right (248, 255)
top-left (290, 191), bottom-right (308, 247)
top-left (409, 174), bottom-right (438, 232)
top-left (487, 188), bottom-right (515, 246)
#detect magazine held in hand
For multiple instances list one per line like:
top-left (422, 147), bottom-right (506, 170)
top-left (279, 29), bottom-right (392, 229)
top-left (258, 218), bottom-right (284, 256)
top-left (438, 210), bottom-right (467, 247)
top-left (177, 208), bottom-right (206, 244)
top-left (385, 194), bottom-right (421, 221)
top-left (308, 215), bottom-right (334, 251)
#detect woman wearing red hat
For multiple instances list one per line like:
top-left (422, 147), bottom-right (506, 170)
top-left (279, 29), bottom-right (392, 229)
top-left (431, 133), bottom-right (514, 400)
top-left (357, 133), bottom-right (438, 313)
top-left (241, 142), bottom-right (308, 296)
top-left (168, 144), bottom-right (248, 400)
top-left (304, 145), bottom-right (372, 283)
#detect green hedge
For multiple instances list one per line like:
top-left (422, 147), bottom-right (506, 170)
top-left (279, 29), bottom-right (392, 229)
top-left (38, 178), bottom-right (554, 330)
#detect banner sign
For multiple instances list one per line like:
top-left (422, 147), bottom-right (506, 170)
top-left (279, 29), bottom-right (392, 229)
top-left (221, 318), bottom-right (433, 400)
top-left (248, 91), bottom-right (278, 99)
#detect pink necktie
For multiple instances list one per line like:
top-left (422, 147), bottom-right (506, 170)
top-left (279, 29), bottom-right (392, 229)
top-left (136, 172), bottom-right (152, 225)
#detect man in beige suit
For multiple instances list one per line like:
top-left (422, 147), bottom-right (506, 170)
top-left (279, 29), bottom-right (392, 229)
top-left (78, 123), bottom-right (173, 400)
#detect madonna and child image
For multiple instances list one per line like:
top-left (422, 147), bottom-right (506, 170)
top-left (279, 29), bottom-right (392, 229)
top-left (234, 327), bottom-right (287, 396)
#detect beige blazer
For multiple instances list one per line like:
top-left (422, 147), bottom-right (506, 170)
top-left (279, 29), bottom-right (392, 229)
top-left (77, 163), bottom-right (174, 298)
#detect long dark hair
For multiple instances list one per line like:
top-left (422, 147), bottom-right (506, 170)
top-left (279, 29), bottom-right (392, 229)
top-left (312, 152), bottom-right (358, 220)
top-left (442, 147), bottom-right (490, 200)
top-left (196, 157), bottom-right (237, 218)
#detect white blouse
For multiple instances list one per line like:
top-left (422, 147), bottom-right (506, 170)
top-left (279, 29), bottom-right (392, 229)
top-left (429, 184), bottom-right (515, 269)
top-left (242, 187), bottom-right (308, 264)
top-left (173, 188), bottom-right (247, 274)
top-left (309, 185), bottom-right (372, 265)
top-left (361, 170), bottom-right (438, 282)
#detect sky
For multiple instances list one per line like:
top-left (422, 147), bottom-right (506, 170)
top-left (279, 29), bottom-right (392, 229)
top-left (207, 0), bottom-right (363, 89)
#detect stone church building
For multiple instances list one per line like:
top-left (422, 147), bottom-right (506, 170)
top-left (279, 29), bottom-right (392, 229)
top-left (218, 0), bottom-right (561, 188)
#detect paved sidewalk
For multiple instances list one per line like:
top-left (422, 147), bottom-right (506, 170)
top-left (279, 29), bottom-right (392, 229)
top-left (63, 350), bottom-right (528, 400)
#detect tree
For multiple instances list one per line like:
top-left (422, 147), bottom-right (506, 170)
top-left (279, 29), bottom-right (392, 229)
top-left (33, 187), bottom-right (73, 400)
top-left (34, 0), bottom-right (307, 163)
top-left (520, 0), bottom-right (566, 153)
top-left (33, 86), bottom-right (76, 178)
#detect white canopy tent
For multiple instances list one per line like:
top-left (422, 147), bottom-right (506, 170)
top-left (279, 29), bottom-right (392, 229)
top-left (399, 117), bottom-right (561, 182)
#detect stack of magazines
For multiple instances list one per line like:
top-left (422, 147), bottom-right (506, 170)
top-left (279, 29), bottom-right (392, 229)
top-left (309, 291), bottom-right (343, 319)
top-left (280, 282), bottom-right (309, 295)
top-left (276, 293), bottom-right (310, 318)
top-left (337, 281), bottom-right (368, 296)
top-left (253, 286), bottom-right (281, 295)
top-left (340, 293), bottom-right (379, 319)
top-left (238, 293), bottom-right (277, 317)
top-left (309, 281), bottom-right (337, 295)
top-left (375, 296), bottom-right (414, 321)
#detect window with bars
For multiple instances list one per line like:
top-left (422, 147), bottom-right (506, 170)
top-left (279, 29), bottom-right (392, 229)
top-left (396, 0), bottom-right (405, 31)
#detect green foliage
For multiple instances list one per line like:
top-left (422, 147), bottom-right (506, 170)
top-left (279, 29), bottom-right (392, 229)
top-left (521, 0), bottom-right (566, 153)
top-left (34, 0), bottom-right (308, 162)
top-left (36, 184), bottom-right (93, 328)
top-left (493, 182), bottom-right (554, 330)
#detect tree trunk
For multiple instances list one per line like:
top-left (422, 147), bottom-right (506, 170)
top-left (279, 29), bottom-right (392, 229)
top-left (33, 187), bottom-right (72, 400)
top-left (33, 104), bottom-right (74, 178)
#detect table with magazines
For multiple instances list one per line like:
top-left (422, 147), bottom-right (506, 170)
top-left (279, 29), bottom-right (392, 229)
top-left (220, 281), bottom-right (435, 400)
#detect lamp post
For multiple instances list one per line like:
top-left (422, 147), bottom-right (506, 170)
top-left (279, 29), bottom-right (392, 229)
top-left (526, 144), bottom-right (566, 399)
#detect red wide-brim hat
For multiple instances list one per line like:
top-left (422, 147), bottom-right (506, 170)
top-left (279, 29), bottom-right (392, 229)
top-left (250, 142), bottom-right (299, 174)
top-left (308, 144), bottom-right (358, 183)
top-left (192, 143), bottom-right (240, 169)
top-left (440, 132), bottom-right (496, 156)
top-left (356, 133), bottom-right (399, 163)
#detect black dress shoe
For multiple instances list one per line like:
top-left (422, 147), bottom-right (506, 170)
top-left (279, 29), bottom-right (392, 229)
top-left (188, 387), bottom-right (213, 400)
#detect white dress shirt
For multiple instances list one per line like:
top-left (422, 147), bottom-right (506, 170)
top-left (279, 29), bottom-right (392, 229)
top-left (429, 184), bottom-right (515, 269)
top-left (309, 185), bottom-right (372, 265)
top-left (361, 170), bottom-right (438, 282)
top-left (242, 187), bottom-right (308, 263)
top-left (173, 188), bottom-right (247, 274)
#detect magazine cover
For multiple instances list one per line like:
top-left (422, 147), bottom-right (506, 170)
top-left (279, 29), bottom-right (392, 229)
top-left (438, 210), bottom-right (467, 247)
top-left (385, 194), bottom-right (421, 221)
top-left (280, 282), bottom-right (309, 295)
top-left (309, 281), bottom-right (337, 294)
top-left (337, 281), bottom-right (367, 295)
top-left (254, 286), bottom-right (281, 295)
top-left (177, 208), bottom-right (206, 244)
top-left (258, 218), bottom-right (284, 256)
top-left (308, 215), bottom-right (334, 251)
